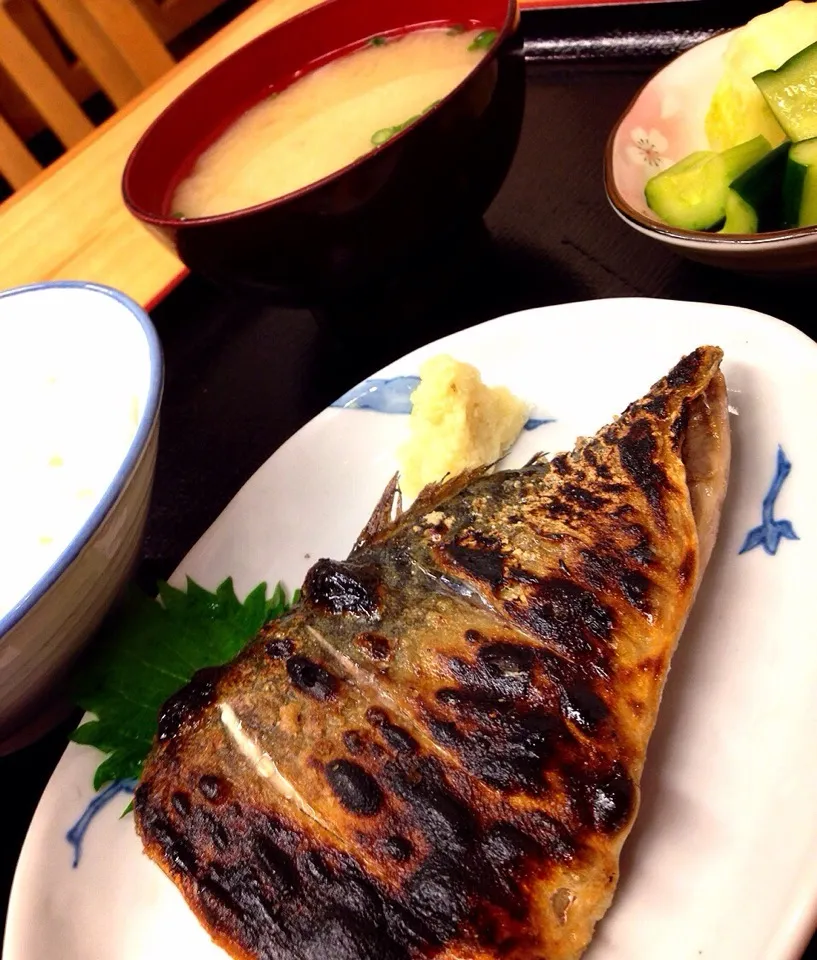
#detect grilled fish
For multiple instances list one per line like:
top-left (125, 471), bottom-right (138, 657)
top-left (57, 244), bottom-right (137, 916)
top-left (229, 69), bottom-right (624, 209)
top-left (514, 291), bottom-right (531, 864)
top-left (135, 345), bottom-right (730, 960)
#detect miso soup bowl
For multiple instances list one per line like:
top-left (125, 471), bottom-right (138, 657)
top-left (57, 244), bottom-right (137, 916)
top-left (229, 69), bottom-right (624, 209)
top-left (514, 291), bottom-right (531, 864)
top-left (122, 0), bottom-right (524, 301)
top-left (0, 282), bottom-right (162, 754)
top-left (605, 28), bottom-right (817, 275)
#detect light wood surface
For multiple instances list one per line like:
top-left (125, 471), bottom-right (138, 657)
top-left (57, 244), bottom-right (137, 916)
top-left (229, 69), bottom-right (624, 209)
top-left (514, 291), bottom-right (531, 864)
top-left (77, 0), bottom-right (175, 87)
top-left (0, 0), bottom-right (173, 189)
top-left (133, 0), bottom-right (236, 43)
top-left (0, 113), bottom-right (42, 190)
top-left (0, 0), bottom-right (323, 308)
top-left (0, 0), bottom-right (225, 141)
top-left (0, 5), bottom-right (94, 148)
top-left (1, 0), bottom-right (98, 140)
top-left (36, 0), bottom-right (151, 109)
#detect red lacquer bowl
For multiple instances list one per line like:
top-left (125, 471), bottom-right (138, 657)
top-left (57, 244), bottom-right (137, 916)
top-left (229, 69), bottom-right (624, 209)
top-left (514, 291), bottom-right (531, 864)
top-left (122, 0), bottom-right (524, 302)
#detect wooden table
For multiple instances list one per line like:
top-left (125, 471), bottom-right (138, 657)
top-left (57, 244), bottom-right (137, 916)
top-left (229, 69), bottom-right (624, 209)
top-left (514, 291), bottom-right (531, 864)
top-left (0, 0), bottom-right (323, 309)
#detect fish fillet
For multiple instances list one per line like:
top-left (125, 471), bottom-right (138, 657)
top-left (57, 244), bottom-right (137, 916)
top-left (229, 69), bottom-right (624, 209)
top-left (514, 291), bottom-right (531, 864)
top-left (135, 345), bottom-right (730, 960)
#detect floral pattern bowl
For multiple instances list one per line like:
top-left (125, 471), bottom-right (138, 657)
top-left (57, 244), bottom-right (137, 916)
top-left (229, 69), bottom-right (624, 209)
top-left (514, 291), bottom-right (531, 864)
top-left (604, 28), bottom-right (817, 274)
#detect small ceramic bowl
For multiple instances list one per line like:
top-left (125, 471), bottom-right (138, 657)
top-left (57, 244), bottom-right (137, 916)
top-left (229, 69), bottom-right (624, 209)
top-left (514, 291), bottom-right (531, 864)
top-left (122, 0), bottom-right (524, 302)
top-left (605, 29), bottom-right (817, 274)
top-left (0, 282), bottom-right (163, 753)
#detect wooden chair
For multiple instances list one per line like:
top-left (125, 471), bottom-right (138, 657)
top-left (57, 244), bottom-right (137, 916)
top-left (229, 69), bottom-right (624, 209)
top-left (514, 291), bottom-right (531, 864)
top-left (0, 0), bottom-right (174, 190)
top-left (132, 0), bottom-right (237, 45)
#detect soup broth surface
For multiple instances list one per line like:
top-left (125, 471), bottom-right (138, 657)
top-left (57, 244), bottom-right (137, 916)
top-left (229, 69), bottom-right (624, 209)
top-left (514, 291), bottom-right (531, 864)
top-left (173, 27), bottom-right (495, 218)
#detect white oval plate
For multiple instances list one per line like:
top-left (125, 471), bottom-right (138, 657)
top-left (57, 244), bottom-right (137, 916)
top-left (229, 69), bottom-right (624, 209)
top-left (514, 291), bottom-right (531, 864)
top-left (5, 297), bottom-right (817, 960)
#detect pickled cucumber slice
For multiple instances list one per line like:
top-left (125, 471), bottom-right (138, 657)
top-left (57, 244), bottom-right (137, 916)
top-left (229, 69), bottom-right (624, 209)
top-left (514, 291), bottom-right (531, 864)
top-left (730, 140), bottom-right (791, 230)
top-left (754, 40), bottom-right (817, 142)
top-left (644, 136), bottom-right (772, 231)
top-left (645, 152), bottom-right (728, 230)
top-left (722, 135), bottom-right (772, 179)
top-left (719, 189), bottom-right (759, 233)
top-left (782, 135), bottom-right (817, 225)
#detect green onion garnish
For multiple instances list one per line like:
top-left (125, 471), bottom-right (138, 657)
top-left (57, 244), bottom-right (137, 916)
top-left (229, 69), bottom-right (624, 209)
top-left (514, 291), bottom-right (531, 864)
top-left (468, 28), bottom-right (498, 51)
top-left (371, 127), bottom-right (397, 145)
top-left (371, 112), bottom-right (426, 146)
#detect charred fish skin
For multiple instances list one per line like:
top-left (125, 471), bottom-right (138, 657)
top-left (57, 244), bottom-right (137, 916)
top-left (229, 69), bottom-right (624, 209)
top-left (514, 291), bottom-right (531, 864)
top-left (135, 346), bottom-right (730, 960)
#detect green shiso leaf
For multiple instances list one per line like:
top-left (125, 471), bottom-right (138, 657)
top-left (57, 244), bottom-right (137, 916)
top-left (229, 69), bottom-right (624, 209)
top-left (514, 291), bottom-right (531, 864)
top-left (70, 577), bottom-right (297, 790)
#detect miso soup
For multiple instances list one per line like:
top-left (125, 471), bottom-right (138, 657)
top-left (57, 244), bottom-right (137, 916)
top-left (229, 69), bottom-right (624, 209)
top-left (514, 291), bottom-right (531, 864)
top-left (172, 27), bottom-right (498, 219)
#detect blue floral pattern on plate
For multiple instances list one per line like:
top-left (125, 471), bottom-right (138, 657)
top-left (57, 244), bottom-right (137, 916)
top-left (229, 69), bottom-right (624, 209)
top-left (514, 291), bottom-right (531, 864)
top-left (66, 778), bottom-right (136, 867)
top-left (330, 375), bottom-right (555, 430)
top-left (739, 446), bottom-right (799, 556)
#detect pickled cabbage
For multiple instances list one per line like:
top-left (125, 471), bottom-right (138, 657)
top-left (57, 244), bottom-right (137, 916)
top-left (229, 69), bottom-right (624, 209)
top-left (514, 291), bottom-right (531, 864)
top-left (705, 1), bottom-right (817, 151)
